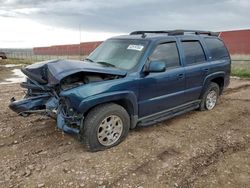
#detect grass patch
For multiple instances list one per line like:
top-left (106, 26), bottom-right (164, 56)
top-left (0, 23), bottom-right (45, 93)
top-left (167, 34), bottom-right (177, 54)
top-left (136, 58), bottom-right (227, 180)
top-left (231, 68), bottom-right (250, 78)
top-left (231, 54), bottom-right (250, 78)
top-left (231, 54), bottom-right (250, 61)
top-left (0, 58), bottom-right (35, 65)
top-left (231, 56), bottom-right (250, 78)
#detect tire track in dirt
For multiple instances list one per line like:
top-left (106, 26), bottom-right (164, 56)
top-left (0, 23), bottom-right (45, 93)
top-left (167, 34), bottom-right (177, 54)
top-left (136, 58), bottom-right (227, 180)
top-left (224, 84), bottom-right (250, 95)
top-left (109, 113), bottom-right (250, 188)
top-left (178, 134), bottom-right (250, 188)
top-left (108, 95), bottom-right (250, 187)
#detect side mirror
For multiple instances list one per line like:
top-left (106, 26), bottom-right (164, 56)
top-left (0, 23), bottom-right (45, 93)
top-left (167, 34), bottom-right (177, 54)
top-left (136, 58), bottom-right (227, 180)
top-left (147, 60), bottom-right (166, 73)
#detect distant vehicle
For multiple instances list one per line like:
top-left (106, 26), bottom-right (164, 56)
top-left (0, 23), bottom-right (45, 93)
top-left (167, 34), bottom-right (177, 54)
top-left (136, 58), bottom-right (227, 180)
top-left (0, 52), bottom-right (7, 59)
top-left (9, 30), bottom-right (231, 151)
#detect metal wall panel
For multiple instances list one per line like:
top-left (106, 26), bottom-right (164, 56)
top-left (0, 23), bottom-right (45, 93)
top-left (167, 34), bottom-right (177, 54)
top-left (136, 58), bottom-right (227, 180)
top-left (220, 29), bottom-right (250, 54)
top-left (33, 30), bottom-right (250, 56)
top-left (33, 41), bottom-right (102, 56)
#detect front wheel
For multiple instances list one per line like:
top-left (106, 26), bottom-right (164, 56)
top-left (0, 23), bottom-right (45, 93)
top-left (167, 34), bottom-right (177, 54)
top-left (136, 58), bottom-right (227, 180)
top-left (199, 82), bottom-right (220, 111)
top-left (80, 103), bottom-right (130, 151)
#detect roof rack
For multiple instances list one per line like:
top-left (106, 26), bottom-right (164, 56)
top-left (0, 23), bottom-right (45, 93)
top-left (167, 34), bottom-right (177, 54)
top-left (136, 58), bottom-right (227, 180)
top-left (130, 30), bottom-right (219, 37)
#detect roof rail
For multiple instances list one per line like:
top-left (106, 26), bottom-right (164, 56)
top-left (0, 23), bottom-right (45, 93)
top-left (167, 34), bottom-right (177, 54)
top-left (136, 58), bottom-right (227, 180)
top-left (130, 30), bottom-right (219, 37)
top-left (130, 30), bottom-right (170, 35)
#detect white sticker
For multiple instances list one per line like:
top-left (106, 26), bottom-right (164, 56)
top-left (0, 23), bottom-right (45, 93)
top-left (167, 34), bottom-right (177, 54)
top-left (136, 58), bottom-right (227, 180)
top-left (127, 45), bottom-right (144, 51)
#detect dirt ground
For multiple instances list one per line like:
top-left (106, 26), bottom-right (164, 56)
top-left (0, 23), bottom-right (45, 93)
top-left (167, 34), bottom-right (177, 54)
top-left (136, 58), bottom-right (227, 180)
top-left (0, 78), bottom-right (250, 188)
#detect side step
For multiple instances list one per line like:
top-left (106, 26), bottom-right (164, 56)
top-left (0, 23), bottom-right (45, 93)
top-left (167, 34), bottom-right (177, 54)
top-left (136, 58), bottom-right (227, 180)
top-left (137, 100), bottom-right (200, 127)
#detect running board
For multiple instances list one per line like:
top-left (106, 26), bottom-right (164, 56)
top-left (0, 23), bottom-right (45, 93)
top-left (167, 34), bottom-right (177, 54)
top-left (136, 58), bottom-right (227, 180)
top-left (137, 100), bottom-right (200, 127)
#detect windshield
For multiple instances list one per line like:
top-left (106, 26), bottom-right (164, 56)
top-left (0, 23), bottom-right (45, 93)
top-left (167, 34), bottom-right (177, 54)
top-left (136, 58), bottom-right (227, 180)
top-left (86, 39), bottom-right (148, 70)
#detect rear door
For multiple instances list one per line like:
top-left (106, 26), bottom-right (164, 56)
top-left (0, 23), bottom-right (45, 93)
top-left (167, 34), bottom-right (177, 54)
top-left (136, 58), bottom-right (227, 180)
top-left (138, 41), bottom-right (186, 117)
top-left (179, 39), bottom-right (210, 101)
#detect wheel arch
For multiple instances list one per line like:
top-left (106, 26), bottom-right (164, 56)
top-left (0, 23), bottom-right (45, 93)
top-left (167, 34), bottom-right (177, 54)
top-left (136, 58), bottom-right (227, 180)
top-left (210, 77), bottom-right (224, 94)
top-left (201, 72), bottom-right (225, 98)
top-left (78, 91), bottom-right (138, 129)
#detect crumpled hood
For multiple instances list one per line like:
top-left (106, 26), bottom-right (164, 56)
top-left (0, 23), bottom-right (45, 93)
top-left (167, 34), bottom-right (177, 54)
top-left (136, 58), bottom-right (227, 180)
top-left (22, 59), bottom-right (127, 85)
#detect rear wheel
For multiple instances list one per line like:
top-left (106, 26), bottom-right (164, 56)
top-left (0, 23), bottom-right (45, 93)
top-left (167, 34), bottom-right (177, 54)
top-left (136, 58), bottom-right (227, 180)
top-left (199, 82), bottom-right (219, 111)
top-left (80, 103), bottom-right (130, 151)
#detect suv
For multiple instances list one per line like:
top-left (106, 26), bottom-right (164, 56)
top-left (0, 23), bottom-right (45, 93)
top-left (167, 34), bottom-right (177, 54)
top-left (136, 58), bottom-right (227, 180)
top-left (9, 30), bottom-right (231, 151)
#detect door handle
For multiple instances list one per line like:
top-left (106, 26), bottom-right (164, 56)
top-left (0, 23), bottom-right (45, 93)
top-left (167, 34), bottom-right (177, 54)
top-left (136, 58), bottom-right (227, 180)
top-left (202, 68), bottom-right (209, 73)
top-left (177, 73), bottom-right (184, 79)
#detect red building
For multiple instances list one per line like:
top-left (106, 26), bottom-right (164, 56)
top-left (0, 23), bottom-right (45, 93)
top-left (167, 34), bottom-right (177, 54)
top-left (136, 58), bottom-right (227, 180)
top-left (220, 29), bottom-right (250, 54)
top-left (33, 41), bottom-right (102, 56)
top-left (33, 29), bottom-right (250, 56)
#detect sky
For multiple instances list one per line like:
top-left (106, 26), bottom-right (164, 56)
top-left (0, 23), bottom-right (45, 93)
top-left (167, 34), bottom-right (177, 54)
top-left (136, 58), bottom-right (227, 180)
top-left (0, 0), bottom-right (249, 48)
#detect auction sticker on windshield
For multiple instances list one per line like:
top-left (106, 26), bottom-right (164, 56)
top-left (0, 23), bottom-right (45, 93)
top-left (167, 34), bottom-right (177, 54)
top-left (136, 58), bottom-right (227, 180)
top-left (127, 45), bottom-right (144, 51)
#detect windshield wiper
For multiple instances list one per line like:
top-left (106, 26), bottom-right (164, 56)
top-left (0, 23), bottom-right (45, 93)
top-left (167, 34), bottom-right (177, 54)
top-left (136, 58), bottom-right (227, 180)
top-left (85, 58), bottom-right (116, 68)
top-left (96, 61), bottom-right (116, 68)
top-left (84, 58), bottom-right (94, 62)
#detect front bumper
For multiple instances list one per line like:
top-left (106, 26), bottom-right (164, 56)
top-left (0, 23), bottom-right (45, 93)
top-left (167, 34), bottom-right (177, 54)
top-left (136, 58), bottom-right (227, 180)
top-left (9, 92), bottom-right (82, 135)
top-left (9, 94), bottom-right (51, 115)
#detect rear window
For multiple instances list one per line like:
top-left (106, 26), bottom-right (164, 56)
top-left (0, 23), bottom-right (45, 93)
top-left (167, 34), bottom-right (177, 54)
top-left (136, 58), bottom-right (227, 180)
top-left (182, 41), bottom-right (206, 65)
top-left (204, 38), bottom-right (229, 60)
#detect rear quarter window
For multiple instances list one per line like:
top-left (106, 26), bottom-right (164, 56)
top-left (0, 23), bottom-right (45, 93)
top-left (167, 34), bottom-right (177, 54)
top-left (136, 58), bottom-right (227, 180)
top-left (204, 38), bottom-right (230, 60)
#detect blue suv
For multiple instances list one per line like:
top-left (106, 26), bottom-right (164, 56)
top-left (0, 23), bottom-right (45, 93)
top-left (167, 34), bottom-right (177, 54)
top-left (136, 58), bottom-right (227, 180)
top-left (9, 30), bottom-right (231, 151)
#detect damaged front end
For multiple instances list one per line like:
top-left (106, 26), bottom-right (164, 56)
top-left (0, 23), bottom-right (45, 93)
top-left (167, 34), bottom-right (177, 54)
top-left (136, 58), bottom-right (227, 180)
top-left (56, 97), bottom-right (82, 134)
top-left (9, 59), bottom-right (126, 134)
top-left (9, 76), bottom-right (82, 134)
top-left (9, 79), bottom-right (58, 117)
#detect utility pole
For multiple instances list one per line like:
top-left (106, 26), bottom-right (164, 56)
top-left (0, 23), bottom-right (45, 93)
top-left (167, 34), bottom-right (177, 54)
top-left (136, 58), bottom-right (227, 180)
top-left (79, 24), bottom-right (81, 59)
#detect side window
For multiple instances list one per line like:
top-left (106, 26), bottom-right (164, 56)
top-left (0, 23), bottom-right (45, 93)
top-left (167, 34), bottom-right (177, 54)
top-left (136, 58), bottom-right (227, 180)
top-left (150, 42), bottom-right (180, 69)
top-left (204, 38), bottom-right (229, 60)
top-left (182, 41), bottom-right (206, 65)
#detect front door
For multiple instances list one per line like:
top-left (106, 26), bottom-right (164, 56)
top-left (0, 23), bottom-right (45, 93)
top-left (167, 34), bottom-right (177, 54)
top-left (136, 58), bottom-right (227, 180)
top-left (138, 42), bottom-right (186, 118)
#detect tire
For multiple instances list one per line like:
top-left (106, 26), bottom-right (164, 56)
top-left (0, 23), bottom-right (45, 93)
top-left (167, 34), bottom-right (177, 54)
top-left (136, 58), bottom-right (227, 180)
top-left (80, 103), bottom-right (130, 151)
top-left (199, 82), bottom-right (220, 111)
